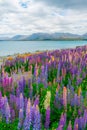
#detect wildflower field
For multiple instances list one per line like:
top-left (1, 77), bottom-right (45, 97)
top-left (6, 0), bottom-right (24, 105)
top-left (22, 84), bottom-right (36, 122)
top-left (0, 46), bottom-right (87, 130)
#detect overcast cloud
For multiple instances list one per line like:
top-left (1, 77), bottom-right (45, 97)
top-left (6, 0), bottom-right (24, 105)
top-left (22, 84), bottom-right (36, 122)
top-left (37, 0), bottom-right (87, 10)
top-left (0, 0), bottom-right (87, 37)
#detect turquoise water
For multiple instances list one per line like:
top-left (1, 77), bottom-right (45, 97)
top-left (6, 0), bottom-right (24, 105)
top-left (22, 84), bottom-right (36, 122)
top-left (0, 40), bottom-right (87, 56)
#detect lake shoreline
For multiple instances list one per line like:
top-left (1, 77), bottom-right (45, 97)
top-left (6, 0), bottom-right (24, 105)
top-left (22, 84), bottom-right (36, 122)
top-left (0, 44), bottom-right (87, 67)
top-left (0, 40), bottom-right (87, 56)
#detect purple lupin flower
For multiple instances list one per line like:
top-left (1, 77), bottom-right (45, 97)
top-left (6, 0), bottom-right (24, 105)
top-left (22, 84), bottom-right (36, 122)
top-left (55, 89), bottom-right (59, 102)
top-left (28, 79), bottom-right (33, 100)
top-left (19, 93), bottom-right (24, 110)
top-left (41, 65), bottom-right (45, 78)
top-left (45, 106), bottom-right (50, 129)
top-left (78, 117), bottom-right (84, 130)
top-left (18, 109), bottom-right (24, 129)
top-left (44, 64), bottom-right (48, 88)
top-left (18, 80), bottom-right (23, 94)
top-left (0, 92), bottom-right (3, 121)
top-left (54, 89), bottom-right (61, 108)
top-left (10, 94), bottom-right (15, 105)
top-left (16, 97), bottom-right (20, 110)
top-left (34, 96), bottom-right (39, 107)
top-left (34, 63), bottom-right (38, 82)
top-left (63, 113), bottom-right (66, 126)
top-left (5, 101), bottom-right (11, 123)
top-left (23, 107), bottom-right (32, 130)
top-left (31, 105), bottom-right (36, 125)
top-left (0, 92), bottom-right (2, 109)
top-left (74, 117), bottom-right (78, 130)
top-left (10, 108), bottom-right (15, 121)
top-left (34, 63), bottom-right (37, 77)
top-left (74, 94), bottom-right (78, 106)
top-left (83, 109), bottom-right (87, 128)
top-left (28, 79), bottom-right (32, 89)
top-left (22, 76), bottom-right (26, 89)
top-left (29, 87), bottom-right (33, 100)
top-left (33, 105), bottom-right (41, 130)
top-left (58, 113), bottom-right (66, 128)
top-left (78, 109), bottom-right (82, 116)
top-left (24, 97), bottom-right (28, 109)
top-left (23, 98), bottom-right (32, 130)
top-left (16, 86), bottom-right (20, 97)
top-left (0, 97), bottom-right (5, 118)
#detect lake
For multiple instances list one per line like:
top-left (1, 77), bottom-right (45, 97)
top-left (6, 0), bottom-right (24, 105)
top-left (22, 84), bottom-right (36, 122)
top-left (0, 40), bottom-right (87, 56)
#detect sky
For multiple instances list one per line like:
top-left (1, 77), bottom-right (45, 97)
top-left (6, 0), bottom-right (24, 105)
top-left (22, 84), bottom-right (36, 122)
top-left (0, 0), bottom-right (87, 37)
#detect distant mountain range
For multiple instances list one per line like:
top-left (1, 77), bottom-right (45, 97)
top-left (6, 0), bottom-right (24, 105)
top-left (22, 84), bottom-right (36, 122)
top-left (0, 32), bottom-right (87, 41)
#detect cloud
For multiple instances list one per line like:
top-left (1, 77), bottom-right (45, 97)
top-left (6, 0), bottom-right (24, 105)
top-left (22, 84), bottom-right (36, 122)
top-left (37, 0), bottom-right (87, 10)
top-left (0, 0), bottom-right (87, 36)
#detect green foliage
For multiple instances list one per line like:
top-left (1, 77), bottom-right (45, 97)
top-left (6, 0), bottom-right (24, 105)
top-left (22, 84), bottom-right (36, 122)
top-left (0, 119), bottom-right (18, 130)
top-left (24, 84), bottom-right (29, 98)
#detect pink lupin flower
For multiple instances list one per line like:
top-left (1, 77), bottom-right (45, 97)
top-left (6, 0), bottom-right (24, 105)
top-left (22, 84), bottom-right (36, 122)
top-left (67, 121), bottom-right (72, 130)
top-left (8, 77), bottom-right (13, 86)
top-left (63, 87), bottom-right (67, 107)
top-left (57, 125), bottom-right (63, 130)
top-left (74, 124), bottom-right (78, 130)
top-left (26, 98), bottom-right (31, 115)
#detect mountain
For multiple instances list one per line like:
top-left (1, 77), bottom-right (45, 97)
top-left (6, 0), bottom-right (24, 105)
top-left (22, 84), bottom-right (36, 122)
top-left (23, 33), bottom-right (52, 40)
top-left (82, 33), bottom-right (87, 39)
top-left (0, 32), bottom-right (87, 41)
top-left (10, 35), bottom-right (27, 41)
top-left (11, 33), bottom-right (81, 41)
top-left (11, 33), bottom-right (85, 41)
top-left (0, 37), bottom-right (10, 41)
